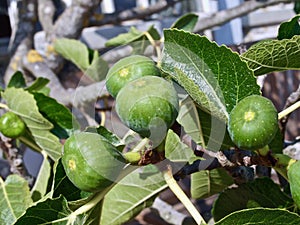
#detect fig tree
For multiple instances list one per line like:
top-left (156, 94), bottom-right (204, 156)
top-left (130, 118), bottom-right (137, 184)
top-left (62, 132), bottom-right (126, 192)
top-left (105, 55), bottom-right (161, 98)
top-left (228, 95), bottom-right (278, 150)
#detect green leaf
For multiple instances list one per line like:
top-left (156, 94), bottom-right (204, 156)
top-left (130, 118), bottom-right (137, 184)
top-left (171, 13), bottom-right (199, 32)
top-left (14, 196), bottom-right (72, 225)
top-left (212, 177), bottom-right (293, 221)
top-left (268, 127), bottom-right (284, 153)
top-left (33, 92), bottom-right (80, 138)
top-left (0, 175), bottom-right (33, 225)
top-left (31, 153), bottom-right (51, 202)
top-left (165, 129), bottom-right (199, 163)
top-left (295, 2), bottom-right (300, 14)
top-left (85, 126), bottom-right (124, 148)
top-left (241, 35), bottom-right (300, 75)
top-left (100, 165), bottom-right (167, 225)
top-left (191, 168), bottom-right (234, 199)
top-left (215, 208), bottom-right (300, 225)
top-left (106, 25), bottom-right (160, 47)
top-left (162, 29), bottom-right (260, 121)
top-left (54, 38), bottom-right (90, 71)
top-left (85, 51), bottom-right (109, 82)
top-left (2, 87), bottom-right (62, 161)
top-left (26, 77), bottom-right (49, 92)
top-left (278, 15), bottom-right (300, 40)
top-left (288, 160), bottom-right (300, 208)
top-left (7, 71), bottom-right (26, 88)
top-left (105, 26), bottom-right (142, 47)
top-left (105, 25), bottom-right (160, 54)
top-left (177, 96), bottom-right (204, 145)
top-left (198, 108), bottom-right (234, 151)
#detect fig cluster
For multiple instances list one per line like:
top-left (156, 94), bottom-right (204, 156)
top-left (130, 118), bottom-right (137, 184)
top-left (106, 55), bottom-right (179, 142)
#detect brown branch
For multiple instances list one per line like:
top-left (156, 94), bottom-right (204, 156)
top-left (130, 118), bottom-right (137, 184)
top-left (194, 0), bottom-right (295, 33)
top-left (89, 0), bottom-right (184, 27)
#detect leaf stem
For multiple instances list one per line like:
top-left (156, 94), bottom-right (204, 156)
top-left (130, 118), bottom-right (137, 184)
top-left (278, 101), bottom-right (300, 120)
top-left (163, 165), bottom-right (207, 225)
top-left (143, 31), bottom-right (161, 63)
top-left (0, 103), bottom-right (8, 109)
top-left (18, 135), bottom-right (43, 153)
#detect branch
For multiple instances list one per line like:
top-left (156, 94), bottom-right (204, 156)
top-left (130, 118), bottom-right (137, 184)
top-left (193, 0), bottom-right (295, 33)
top-left (52, 0), bottom-right (102, 39)
top-left (89, 0), bottom-right (184, 27)
top-left (37, 0), bottom-right (55, 36)
top-left (4, 0), bottom-right (37, 84)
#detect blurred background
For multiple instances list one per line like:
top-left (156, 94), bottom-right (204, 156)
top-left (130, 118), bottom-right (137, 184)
top-left (0, 1), bottom-right (299, 224)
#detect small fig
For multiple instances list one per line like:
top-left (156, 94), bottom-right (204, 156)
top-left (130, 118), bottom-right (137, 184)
top-left (228, 95), bottom-right (278, 150)
top-left (62, 132), bottom-right (126, 192)
top-left (0, 112), bottom-right (26, 138)
top-left (105, 55), bottom-right (161, 98)
top-left (115, 76), bottom-right (179, 142)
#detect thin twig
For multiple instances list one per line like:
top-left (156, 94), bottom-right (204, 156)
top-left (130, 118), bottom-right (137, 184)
top-left (163, 165), bottom-right (207, 225)
top-left (194, 0), bottom-right (295, 33)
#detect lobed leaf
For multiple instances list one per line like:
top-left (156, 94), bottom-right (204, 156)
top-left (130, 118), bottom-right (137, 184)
top-left (0, 175), bottom-right (33, 225)
top-left (7, 71), bottom-right (26, 88)
top-left (170, 13), bottom-right (199, 32)
top-left (105, 25), bottom-right (160, 47)
top-left (212, 177), bottom-right (293, 221)
top-left (177, 96), bottom-right (204, 145)
top-left (162, 29), bottom-right (260, 121)
top-left (33, 92), bottom-right (80, 138)
top-left (191, 168), bottom-right (234, 199)
top-left (2, 87), bottom-right (62, 161)
top-left (14, 196), bottom-right (72, 225)
top-left (54, 38), bottom-right (90, 71)
top-left (165, 129), bottom-right (200, 163)
top-left (241, 35), bottom-right (300, 75)
top-left (277, 15), bottom-right (300, 40)
top-left (215, 208), bottom-right (300, 225)
top-left (288, 160), bottom-right (300, 209)
top-left (100, 165), bottom-right (167, 225)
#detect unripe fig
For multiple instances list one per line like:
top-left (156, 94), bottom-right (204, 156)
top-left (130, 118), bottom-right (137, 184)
top-left (115, 76), bottom-right (179, 141)
top-left (62, 132), bottom-right (126, 192)
top-left (0, 112), bottom-right (26, 138)
top-left (228, 95), bottom-right (278, 150)
top-left (105, 55), bottom-right (161, 98)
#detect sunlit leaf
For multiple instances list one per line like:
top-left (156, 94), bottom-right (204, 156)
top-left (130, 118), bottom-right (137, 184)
top-left (242, 35), bottom-right (300, 75)
top-left (171, 13), bottom-right (199, 32)
top-left (2, 87), bottom-right (62, 161)
top-left (212, 177), bottom-right (293, 221)
top-left (191, 168), bottom-right (234, 199)
top-left (162, 29), bottom-right (260, 121)
top-left (278, 15), bottom-right (300, 40)
top-left (215, 208), bottom-right (300, 225)
top-left (100, 165), bottom-right (167, 225)
top-left (0, 175), bottom-right (33, 225)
